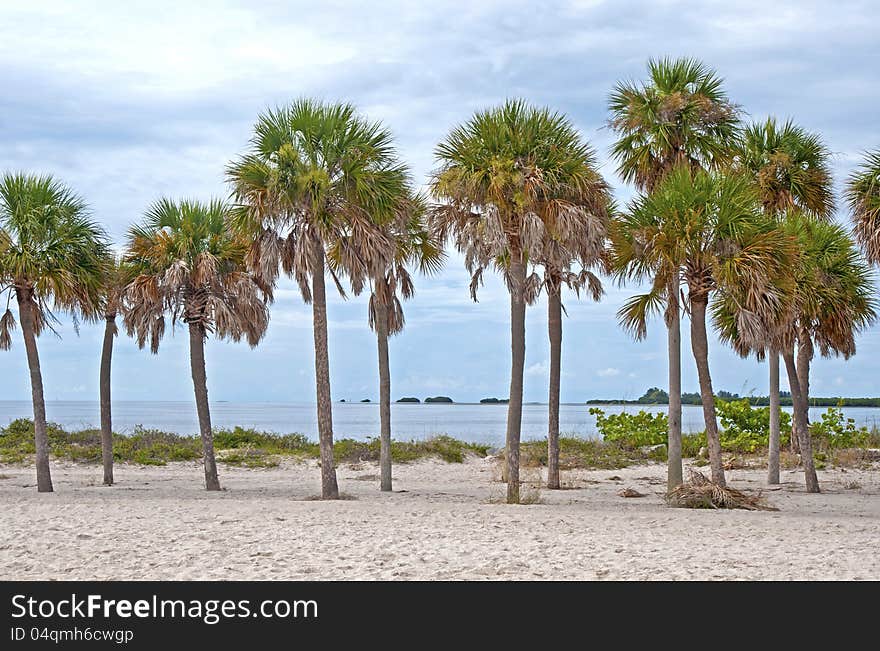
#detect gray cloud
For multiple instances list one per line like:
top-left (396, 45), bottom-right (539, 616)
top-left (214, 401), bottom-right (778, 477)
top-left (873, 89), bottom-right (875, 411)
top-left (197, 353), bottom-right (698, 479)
top-left (1, 0), bottom-right (878, 403)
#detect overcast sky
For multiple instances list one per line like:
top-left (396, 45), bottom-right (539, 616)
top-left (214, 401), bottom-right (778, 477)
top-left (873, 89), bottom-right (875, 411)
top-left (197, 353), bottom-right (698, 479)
top-left (1, 0), bottom-right (878, 403)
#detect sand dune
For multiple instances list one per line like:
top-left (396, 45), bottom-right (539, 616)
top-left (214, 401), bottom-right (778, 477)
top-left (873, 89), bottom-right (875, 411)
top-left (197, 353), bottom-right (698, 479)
top-left (1, 457), bottom-right (878, 580)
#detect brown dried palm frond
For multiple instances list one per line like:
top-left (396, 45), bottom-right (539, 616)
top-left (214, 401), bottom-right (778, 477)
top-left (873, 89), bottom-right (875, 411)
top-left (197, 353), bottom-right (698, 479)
top-left (227, 99), bottom-right (410, 305)
top-left (122, 198), bottom-right (270, 353)
top-left (430, 100), bottom-right (611, 303)
top-left (666, 470), bottom-right (776, 510)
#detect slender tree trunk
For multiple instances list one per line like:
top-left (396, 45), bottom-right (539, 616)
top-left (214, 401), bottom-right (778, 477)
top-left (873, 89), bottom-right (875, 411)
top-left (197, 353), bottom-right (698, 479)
top-left (546, 285), bottom-right (562, 489)
top-left (689, 295), bottom-right (725, 486)
top-left (312, 245), bottom-right (339, 499)
top-left (767, 349), bottom-right (781, 485)
top-left (99, 314), bottom-right (116, 486)
top-left (782, 350), bottom-right (820, 493)
top-left (375, 287), bottom-right (392, 492)
top-left (16, 288), bottom-right (53, 493)
top-left (796, 328), bottom-right (813, 437)
top-left (188, 322), bottom-right (220, 491)
top-left (505, 256), bottom-right (527, 504)
top-left (666, 277), bottom-right (683, 491)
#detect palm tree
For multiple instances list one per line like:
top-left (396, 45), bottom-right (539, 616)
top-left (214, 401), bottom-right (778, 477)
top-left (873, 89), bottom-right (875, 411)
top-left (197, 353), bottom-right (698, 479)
top-left (781, 215), bottom-right (875, 492)
top-left (0, 172), bottom-right (109, 492)
top-left (615, 166), bottom-right (793, 487)
top-left (846, 148), bottom-right (880, 265)
top-left (122, 198), bottom-right (269, 491)
top-left (98, 257), bottom-right (133, 486)
top-left (608, 57), bottom-right (740, 491)
top-left (430, 99), bottom-right (609, 503)
top-left (733, 118), bottom-right (834, 483)
top-left (227, 99), bottom-right (404, 499)
top-left (367, 202), bottom-right (444, 491)
top-left (535, 194), bottom-right (610, 490)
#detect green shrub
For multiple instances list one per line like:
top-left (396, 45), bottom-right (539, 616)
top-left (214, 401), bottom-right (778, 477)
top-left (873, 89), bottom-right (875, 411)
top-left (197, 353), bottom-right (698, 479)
top-left (811, 407), bottom-right (870, 450)
top-left (681, 433), bottom-right (706, 458)
top-left (716, 398), bottom-right (791, 453)
top-left (213, 427), bottom-right (317, 454)
top-left (589, 407), bottom-right (668, 447)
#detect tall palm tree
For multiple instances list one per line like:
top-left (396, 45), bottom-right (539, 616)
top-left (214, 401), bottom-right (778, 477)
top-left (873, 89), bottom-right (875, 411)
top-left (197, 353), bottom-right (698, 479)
top-left (0, 172), bottom-right (109, 492)
top-left (781, 215), bottom-right (875, 491)
top-left (227, 99), bottom-right (403, 499)
top-left (98, 257), bottom-right (133, 486)
top-left (615, 166), bottom-right (793, 487)
top-left (430, 99), bottom-right (609, 503)
top-left (536, 193), bottom-right (610, 489)
top-left (367, 202), bottom-right (444, 492)
top-left (608, 56), bottom-right (740, 491)
top-left (846, 148), bottom-right (880, 265)
top-left (123, 198), bottom-right (269, 491)
top-left (733, 118), bottom-right (834, 483)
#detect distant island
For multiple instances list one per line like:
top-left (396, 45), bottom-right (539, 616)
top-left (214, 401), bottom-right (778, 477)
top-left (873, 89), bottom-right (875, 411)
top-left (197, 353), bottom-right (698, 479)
top-left (396, 397), bottom-right (420, 403)
top-left (424, 396), bottom-right (453, 403)
top-left (480, 397), bottom-right (509, 404)
top-left (587, 387), bottom-right (880, 407)
top-left (360, 399), bottom-right (371, 403)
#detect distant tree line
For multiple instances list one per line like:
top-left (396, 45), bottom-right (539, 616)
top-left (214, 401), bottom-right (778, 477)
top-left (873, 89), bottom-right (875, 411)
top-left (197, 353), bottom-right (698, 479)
top-left (587, 387), bottom-right (880, 407)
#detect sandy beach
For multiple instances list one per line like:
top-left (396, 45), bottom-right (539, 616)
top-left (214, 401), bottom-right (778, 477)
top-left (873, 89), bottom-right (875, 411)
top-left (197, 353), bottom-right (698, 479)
top-left (1, 457), bottom-right (878, 581)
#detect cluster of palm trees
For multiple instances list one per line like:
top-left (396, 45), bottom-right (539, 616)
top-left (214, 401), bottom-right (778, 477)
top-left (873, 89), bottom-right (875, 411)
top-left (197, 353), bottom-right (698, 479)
top-left (1, 58), bottom-right (878, 502)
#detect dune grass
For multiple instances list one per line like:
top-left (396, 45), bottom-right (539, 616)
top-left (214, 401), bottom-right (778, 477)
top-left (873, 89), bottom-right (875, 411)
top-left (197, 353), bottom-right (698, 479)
top-left (0, 420), bottom-right (490, 467)
top-left (1, 418), bottom-right (876, 470)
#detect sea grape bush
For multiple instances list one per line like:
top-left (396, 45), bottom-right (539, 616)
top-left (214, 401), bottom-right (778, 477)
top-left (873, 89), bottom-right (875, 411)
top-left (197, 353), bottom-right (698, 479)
top-left (589, 407), bottom-right (668, 447)
top-left (811, 406), bottom-right (870, 449)
top-left (715, 398), bottom-right (791, 452)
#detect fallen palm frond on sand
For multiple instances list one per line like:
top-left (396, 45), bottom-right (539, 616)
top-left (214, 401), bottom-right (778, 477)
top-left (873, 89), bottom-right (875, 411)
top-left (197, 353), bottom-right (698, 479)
top-left (666, 470), bottom-right (777, 511)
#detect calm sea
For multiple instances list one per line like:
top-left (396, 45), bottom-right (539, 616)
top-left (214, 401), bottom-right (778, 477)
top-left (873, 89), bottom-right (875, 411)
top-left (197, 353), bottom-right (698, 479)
top-left (1, 401), bottom-right (879, 446)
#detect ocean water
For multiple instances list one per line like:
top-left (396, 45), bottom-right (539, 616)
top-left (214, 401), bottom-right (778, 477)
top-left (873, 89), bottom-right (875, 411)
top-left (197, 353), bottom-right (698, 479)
top-left (1, 400), bottom-right (878, 447)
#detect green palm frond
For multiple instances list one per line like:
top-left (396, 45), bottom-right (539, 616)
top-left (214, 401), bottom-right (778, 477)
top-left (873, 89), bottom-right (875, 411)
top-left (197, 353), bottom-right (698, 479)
top-left (122, 198), bottom-right (269, 351)
top-left (228, 98), bottom-right (407, 301)
top-left (845, 148), bottom-right (880, 265)
top-left (735, 117), bottom-right (834, 219)
top-left (0, 172), bottom-right (110, 334)
top-left (430, 98), bottom-right (610, 302)
top-left (608, 57), bottom-right (741, 192)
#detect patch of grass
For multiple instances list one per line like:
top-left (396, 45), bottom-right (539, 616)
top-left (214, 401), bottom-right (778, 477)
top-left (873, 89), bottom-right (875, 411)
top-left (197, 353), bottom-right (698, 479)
top-left (218, 448), bottom-right (280, 468)
top-left (681, 433), bottom-right (705, 458)
top-left (521, 437), bottom-right (638, 470)
top-left (332, 435), bottom-right (489, 464)
top-left (213, 427), bottom-right (317, 456)
top-left (0, 420), bottom-right (490, 467)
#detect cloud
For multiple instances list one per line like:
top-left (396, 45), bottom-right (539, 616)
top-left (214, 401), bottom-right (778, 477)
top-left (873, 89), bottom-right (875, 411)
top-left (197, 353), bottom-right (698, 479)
top-left (1, 1), bottom-right (878, 403)
top-left (525, 362), bottom-right (550, 377)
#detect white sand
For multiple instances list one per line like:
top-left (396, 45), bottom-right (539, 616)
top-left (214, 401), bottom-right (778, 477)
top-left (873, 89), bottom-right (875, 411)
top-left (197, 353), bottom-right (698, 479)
top-left (1, 456), bottom-right (878, 580)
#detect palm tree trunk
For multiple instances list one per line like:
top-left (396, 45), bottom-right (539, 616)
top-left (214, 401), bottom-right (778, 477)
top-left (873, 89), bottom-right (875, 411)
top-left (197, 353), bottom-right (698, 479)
top-left (99, 314), bottom-right (116, 486)
top-left (312, 244), bottom-right (339, 499)
top-left (666, 277), bottom-right (683, 491)
top-left (505, 256), bottom-right (527, 504)
top-left (689, 295), bottom-right (725, 486)
top-left (546, 285), bottom-right (562, 490)
top-left (782, 349), bottom-right (820, 493)
top-left (767, 349), bottom-right (780, 485)
top-left (188, 322), bottom-right (220, 491)
top-left (375, 288), bottom-right (392, 492)
top-left (796, 328), bottom-right (813, 437)
top-left (16, 288), bottom-right (52, 493)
